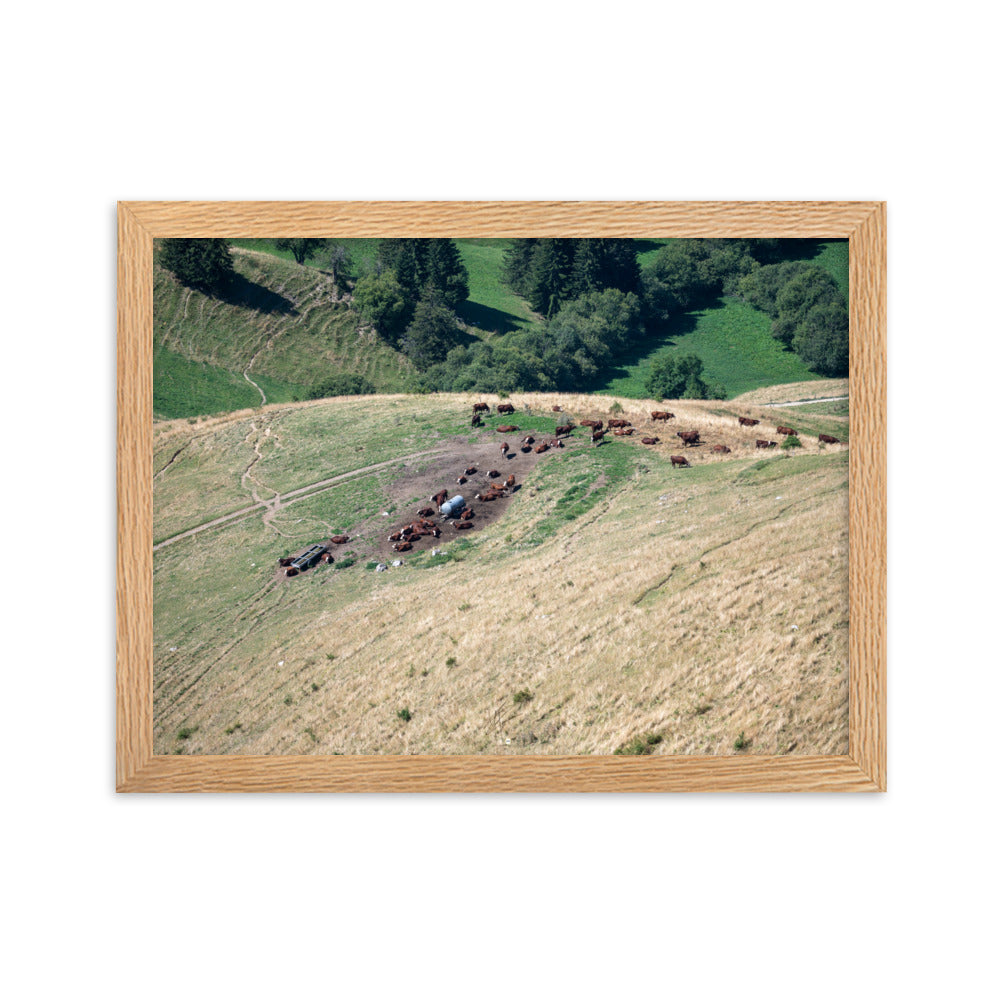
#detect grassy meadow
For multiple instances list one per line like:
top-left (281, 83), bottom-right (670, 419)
top-left (154, 392), bottom-right (849, 756)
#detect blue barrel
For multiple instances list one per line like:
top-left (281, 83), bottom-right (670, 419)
top-left (440, 495), bottom-right (465, 517)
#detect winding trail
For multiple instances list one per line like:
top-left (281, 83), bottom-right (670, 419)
top-left (761, 395), bottom-right (847, 408)
top-left (153, 446), bottom-right (449, 551)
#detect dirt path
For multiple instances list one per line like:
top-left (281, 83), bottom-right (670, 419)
top-left (761, 395), bottom-right (848, 408)
top-left (153, 446), bottom-right (451, 551)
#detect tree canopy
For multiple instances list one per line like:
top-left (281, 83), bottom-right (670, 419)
top-left (159, 239), bottom-right (234, 293)
top-left (275, 238), bottom-right (328, 265)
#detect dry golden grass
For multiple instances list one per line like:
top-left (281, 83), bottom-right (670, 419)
top-left (732, 379), bottom-right (848, 405)
top-left (154, 394), bottom-right (849, 757)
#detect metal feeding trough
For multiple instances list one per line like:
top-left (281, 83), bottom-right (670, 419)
top-left (440, 495), bottom-right (465, 518)
top-left (290, 544), bottom-right (327, 573)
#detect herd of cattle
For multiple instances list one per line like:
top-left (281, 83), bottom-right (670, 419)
top-left (280, 399), bottom-right (844, 575)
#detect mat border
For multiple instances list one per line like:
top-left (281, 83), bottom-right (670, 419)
top-left (117, 201), bottom-right (885, 792)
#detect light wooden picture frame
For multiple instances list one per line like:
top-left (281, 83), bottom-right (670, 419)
top-left (118, 200), bottom-right (885, 792)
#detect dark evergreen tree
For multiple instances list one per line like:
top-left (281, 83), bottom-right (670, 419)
top-left (501, 238), bottom-right (537, 296)
top-left (400, 289), bottom-right (464, 369)
top-left (528, 239), bottom-right (576, 318)
top-left (159, 239), bottom-right (234, 293)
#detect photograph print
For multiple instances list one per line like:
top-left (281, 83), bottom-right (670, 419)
top-left (151, 230), bottom-right (851, 758)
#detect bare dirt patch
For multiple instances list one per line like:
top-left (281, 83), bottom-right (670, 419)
top-left (276, 429), bottom-right (589, 574)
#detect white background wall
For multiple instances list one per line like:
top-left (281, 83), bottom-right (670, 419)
top-left (4, 3), bottom-right (997, 998)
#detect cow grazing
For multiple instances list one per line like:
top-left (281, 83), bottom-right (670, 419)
top-left (641, 436), bottom-right (660, 445)
top-left (711, 444), bottom-right (732, 453)
top-left (818, 434), bottom-right (840, 444)
top-left (555, 423), bottom-right (574, 436)
top-left (497, 403), bottom-right (515, 415)
top-left (580, 419), bottom-right (603, 430)
top-left (738, 416), bottom-right (760, 427)
top-left (329, 535), bottom-right (349, 544)
top-left (776, 426), bottom-right (796, 436)
top-left (471, 413), bottom-right (483, 427)
top-left (591, 430), bottom-right (606, 445)
top-left (472, 402), bottom-right (490, 413)
top-left (756, 439), bottom-right (777, 449)
top-left (496, 424), bottom-right (519, 433)
top-left (670, 455), bottom-right (691, 468)
top-left (677, 430), bottom-right (700, 446)
top-left (651, 411), bottom-right (674, 421)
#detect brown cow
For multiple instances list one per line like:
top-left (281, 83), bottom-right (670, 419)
top-left (505, 474), bottom-right (516, 488)
top-left (552, 438), bottom-right (564, 448)
top-left (580, 419), bottom-right (603, 430)
top-left (457, 476), bottom-right (468, 485)
top-left (455, 521), bottom-right (473, 530)
top-left (591, 430), bottom-right (606, 445)
top-left (641, 436), bottom-right (660, 445)
top-left (776, 426), bottom-right (796, 436)
top-left (496, 424), bottom-right (519, 433)
top-left (521, 435), bottom-right (534, 445)
top-left (711, 444), bottom-right (731, 453)
top-left (471, 413), bottom-right (482, 428)
top-left (464, 466), bottom-right (477, 476)
top-left (329, 535), bottom-right (349, 544)
top-left (608, 418), bottom-right (632, 429)
top-left (756, 439), bottom-right (777, 449)
top-left (278, 556), bottom-right (294, 567)
top-left (461, 507), bottom-right (474, 520)
top-left (393, 541), bottom-right (413, 552)
top-left (552, 404), bottom-right (562, 412)
top-left (670, 455), bottom-right (691, 468)
top-left (417, 507), bottom-right (435, 518)
top-left (488, 469), bottom-right (501, 478)
top-left (500, 442), bottom-right (510, 456)
top-left (555, 423), bottom-right (574, 436)
top-left (651, 411), bottom-right (674, 421)
top-left (497, 403), bottom-right (515, 414)
top-left (472, 402), bottom-right (490, 413)
top-left (818, 434), bottom-right (840, 444)
top-left (677, 430), bottom-right (700, 446)
top-left (285, 567), bottom-right (299, 577)
top-left (432, 489), bottom-right (449, 508)
top-left (475, 492), bottom-right (496, 502)
top-left (738, 416), bottom-right (760, 427)
top-left (535, 442), bottom-right (550, 453)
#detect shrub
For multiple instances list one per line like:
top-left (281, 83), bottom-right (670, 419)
top-left (445, 657), bottom-right (457, 668)
top-left (734, 731), bottom-right (750, 751)
top-left (283, 694), bottom-right (293, 706)
top-left (397, 707), bottom-right (413, 722)
top-left (614, 732), bottom-right (663, 755)
top-left (513, 689), bottom-right (534, 705)
top-left (334, 557), bottom-right (356, 569)
top-left (176, 726), bottom-right (198, 741)
top-left (780, 435), bottom-right (802, 450)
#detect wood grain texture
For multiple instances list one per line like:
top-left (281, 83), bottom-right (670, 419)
top-left (118, 201), bottom-right (887, 792)
top-left (848, 204), bottom-right (888, 790)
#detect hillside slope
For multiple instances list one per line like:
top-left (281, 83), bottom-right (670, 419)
top-left (153, 248), bottom-right (415, 418)
top-left (154, 393), bottom-right (849, 757)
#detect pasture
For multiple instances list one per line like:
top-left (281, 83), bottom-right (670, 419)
top-left (154, 392), bottom-right (849, 757)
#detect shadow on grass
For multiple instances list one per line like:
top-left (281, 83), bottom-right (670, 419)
top-left (218, 273), bottom-right (297, 315)
top-left (457, 300), bottom-right (526, 334)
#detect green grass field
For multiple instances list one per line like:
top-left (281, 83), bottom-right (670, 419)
top-left (597, 296), bottom-right (822, 399)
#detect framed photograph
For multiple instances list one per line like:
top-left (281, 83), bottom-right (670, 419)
top-left (118, 201), bottom-right (885, 791)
